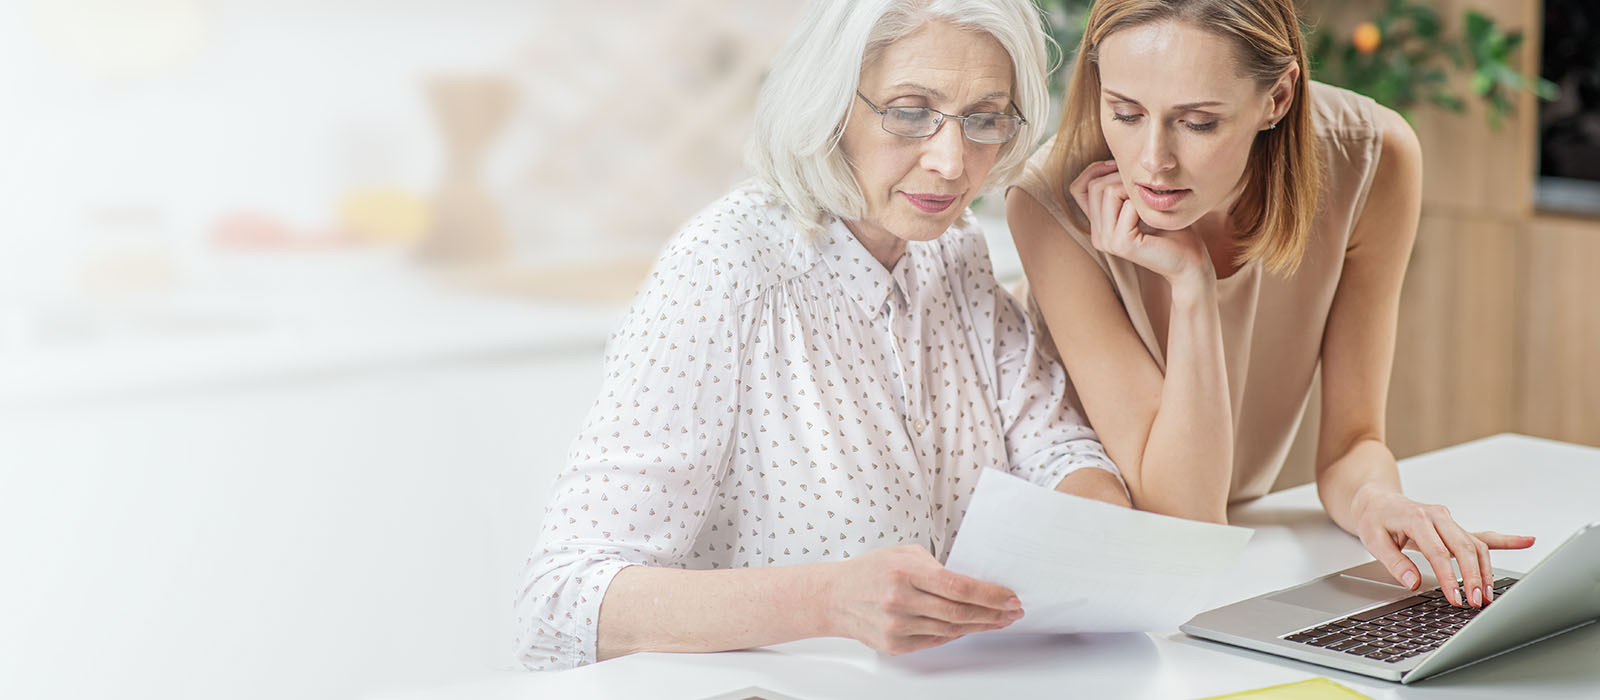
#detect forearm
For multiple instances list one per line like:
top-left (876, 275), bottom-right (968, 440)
top-left (1055, 466), bottom-right (1132, 507)
top-left (596, 561), bottom-right (837, 660)
top-left (1132, 278), bottom-right (1233, 522)
top-left (1316, 436), bottom-right (1403, 535)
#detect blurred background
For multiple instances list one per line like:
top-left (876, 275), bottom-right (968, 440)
top-left (0, 1), bottom-right (1593, 698)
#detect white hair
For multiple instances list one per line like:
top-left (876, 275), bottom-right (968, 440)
top-left (745, 0), bottom-right (1052, 236)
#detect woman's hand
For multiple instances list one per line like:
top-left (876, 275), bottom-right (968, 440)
top-left (1353, 486), bottom-right (1535, 608)
top-left (825, 544), bottom-right (1023, 655)
top-left (1069, 160), bottom-right (1212, 286)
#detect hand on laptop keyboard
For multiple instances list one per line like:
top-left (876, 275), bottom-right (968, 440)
top-left (1349, 489), bottom-right (1534, 609)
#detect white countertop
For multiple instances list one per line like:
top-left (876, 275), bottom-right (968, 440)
top-left (377, 434), bottom-right (1600, 700)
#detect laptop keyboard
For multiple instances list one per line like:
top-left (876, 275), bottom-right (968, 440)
top-left (1282, 577), bottom-right (1519, 664)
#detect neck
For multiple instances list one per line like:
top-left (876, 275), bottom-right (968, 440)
top-left (841, 220), bottom-right (906, 269)
top-left (1191, 172), bottom-right (1252, 243)
top-left (1189, 208), bottom-right (1234, 246)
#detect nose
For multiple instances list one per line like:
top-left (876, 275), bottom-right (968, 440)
top-left (1138, 121), bottom-right (1177, 177)
top-left (918, 118), bottom-right (966, 181)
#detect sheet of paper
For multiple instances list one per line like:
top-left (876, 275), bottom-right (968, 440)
top-left (1194, 677), bottom-right (1373, 700)
top-left (944, 468), bottom-right (1254, 634)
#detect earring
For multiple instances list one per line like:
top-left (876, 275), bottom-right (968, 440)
top-left (1267, 121), bottom-right (1277, 130)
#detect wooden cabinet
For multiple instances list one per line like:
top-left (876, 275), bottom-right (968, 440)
top-left (1363, 0), bottom-right (1532, 457)
top-left (1516, 215), bottom-right (1600, 445)
top-left (1271, 0), bottom-right (1599, 485)
top-left (1383, 0), bottom-right (1600, 457)
top-left (1389, 215), bottom-right (1520, 459)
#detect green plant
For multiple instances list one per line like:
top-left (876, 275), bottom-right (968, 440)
top-left (1306, 0), bottom-right (1556, 128)
top-left (1034, 0), bottom-right (1094, 97)
top-left (1030, 0), bottom-right (1094, 98)
top-left (1032, 0), bottom-right (1555, 130)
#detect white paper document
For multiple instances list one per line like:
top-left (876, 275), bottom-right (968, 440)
top-left (944, 469), bottom-right (1254, 634)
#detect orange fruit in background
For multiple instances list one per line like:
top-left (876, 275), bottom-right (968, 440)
top-left (1353, 21), bottom-right (1382, 55)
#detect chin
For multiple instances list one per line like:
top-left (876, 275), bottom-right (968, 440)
top-left (1133, 204), bottom-right (1200, 232)
top-left (898, 224), bottom-right (951, 243)
top-left (896, 212), bottom-right (963, 241)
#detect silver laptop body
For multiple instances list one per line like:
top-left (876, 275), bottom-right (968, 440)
top-left (1180, 523), bottom-right (1600, 683)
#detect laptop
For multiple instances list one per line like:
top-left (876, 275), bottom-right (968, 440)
top-left (1180, 522), bottom-right (1600, 683)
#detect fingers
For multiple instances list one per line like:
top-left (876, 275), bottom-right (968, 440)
top-left (1096, 180), bottom-right (1119, 246)
top-left (1436, 522), bottom-right (1487, 608)
top-left (1475, 534), bottom-right (1495, 603)
top-left (1070, 160), bottom-right (1119, 213)
top-left (1466, 531), bottom-right (1531, 604)
top-left (899, 614), bottom-right (1017, 639)
top-left (1079, 169), bottom-right (1127, 248)
top-left (1474, 531), bottom-right (1536, 550)
top-left (892, 634), bottom-right (961, 656)
top-left (924, 591), bottom-right (1024, 627)
top-left (886, 591), bottom-right (1022, 649)
top-left (851, 548), bottom-right (1025, 655)
top-left (911, 566), bottom-right (1020, 615)
top-left (1361, 523), bottom-right (1421, 590)
top-left (1360, 496), bottom-right (1534, 609)
top-left (1115, 197), bottom-right (1140, 239)
top-left (1094, 177), bottom-right (1130, 252)
top-left (1408, 523), bottom-right (1464, 607)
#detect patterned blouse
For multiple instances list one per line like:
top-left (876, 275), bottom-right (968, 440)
top-left (515, 184), bottom-right (1121, 670)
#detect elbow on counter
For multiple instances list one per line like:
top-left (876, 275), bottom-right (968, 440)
top-left (512, 548), bottom-right (631, 672)
top-left (1130, 491), bottom-right (1231, 526)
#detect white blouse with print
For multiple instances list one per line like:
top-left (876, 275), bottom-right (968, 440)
top-left (515, 184), bottom-right (1121, 670)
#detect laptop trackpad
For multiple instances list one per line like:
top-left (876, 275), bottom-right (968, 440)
top-left (1268, 574), bottom-right (1411, 615)
top-left (1338, 557), bottom-right (1437, 588)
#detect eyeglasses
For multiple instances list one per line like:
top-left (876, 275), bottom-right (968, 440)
top-left (855, 91), bottom-right (1027, 144)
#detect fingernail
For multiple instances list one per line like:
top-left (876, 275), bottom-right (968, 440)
top-left (1005, 596), bottom-right (1022, 610)
top-left (1470, 587), bottom-right (1483, 607)
top-left (1401, 571), bottom-right (1418, 589)
top-left (1008, 608), bottom-right (1025, 620)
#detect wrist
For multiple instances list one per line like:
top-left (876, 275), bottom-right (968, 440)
top-left (807, 560), bottom-right (844, 639)
top-left (1168, 273), bottom-right (1217, 309)
top-left (1350, 480), bottom-right (1400, 524)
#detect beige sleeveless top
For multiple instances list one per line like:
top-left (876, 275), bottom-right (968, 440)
top-left (1010, 81), bottom-right (1383, 503)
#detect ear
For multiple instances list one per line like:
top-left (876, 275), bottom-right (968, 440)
top-left (1264, 62), bottom-right (1299, 128)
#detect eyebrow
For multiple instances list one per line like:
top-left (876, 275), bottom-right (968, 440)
top-left (892, 82), bottom-right (1011, 106)
top-left (1103, 89), bottom-right (1223, 111)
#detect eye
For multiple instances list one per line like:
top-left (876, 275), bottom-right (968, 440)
top-left (1110, 112), bottom-right (1141, 124)
top-left (1183, 120), bottom-right (1219, 132)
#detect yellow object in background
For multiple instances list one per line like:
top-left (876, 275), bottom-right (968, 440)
top-left (1195, 677), bottom-right (1373, 700)
top-left (1352, 21), bottom-right (1382, 55)
top-left (338, 188), bottom-right (432, 246)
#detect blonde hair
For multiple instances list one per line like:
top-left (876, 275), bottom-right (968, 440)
top-left (746, 0), bottom-right (1051, 236)
top-left (1046, 0), bottom-right (1322, 274)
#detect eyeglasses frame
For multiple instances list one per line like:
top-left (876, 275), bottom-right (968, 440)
top-left (854, 91), bottom-right (1028, 144)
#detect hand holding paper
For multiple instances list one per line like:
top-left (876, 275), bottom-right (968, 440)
top-left (944, 469), bottom-right (1254, 634)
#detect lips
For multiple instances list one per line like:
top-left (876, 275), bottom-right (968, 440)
top-left (1136, 183), bottom-right (1191, 212)
top-left (901, 192), bottom-right (958, 214)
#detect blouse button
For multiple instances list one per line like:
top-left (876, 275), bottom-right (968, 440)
top-left (912, 419), bottom-right (928, 433)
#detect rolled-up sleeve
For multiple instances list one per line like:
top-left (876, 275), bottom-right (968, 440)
top-left (514, 233), bottom-right (746, 671)
top-left (990, 286), bottom-right (1126, 495)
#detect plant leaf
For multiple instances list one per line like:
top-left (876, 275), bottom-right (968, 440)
top-left (1471, 71), bottom-right (1493, 96)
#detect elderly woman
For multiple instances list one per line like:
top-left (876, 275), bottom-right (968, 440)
top-left (516, 0), bottom-right (1129, 671)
